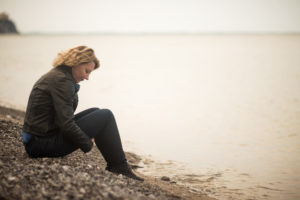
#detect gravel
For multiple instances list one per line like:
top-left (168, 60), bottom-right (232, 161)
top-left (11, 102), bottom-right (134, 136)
top-left (0, 116), bottom-right (180, 200)
top-left (0, 106), bottom-right (214, 200)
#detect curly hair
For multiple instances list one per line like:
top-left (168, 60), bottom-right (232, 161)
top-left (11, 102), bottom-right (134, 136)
top-left (53, 46), bottom-right (100, 69)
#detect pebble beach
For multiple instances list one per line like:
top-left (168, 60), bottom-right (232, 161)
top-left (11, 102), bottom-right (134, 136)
top-left (0, 105), bottom-right (214, 200)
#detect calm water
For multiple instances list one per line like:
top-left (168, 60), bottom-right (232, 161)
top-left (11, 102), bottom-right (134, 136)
top-left (1, 34), bottom-right (300, 200)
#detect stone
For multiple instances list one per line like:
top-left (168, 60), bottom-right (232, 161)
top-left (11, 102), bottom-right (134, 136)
top-left (161, 176), bottom-right (170, 181)
top-left (79, 188), bottom-right (86, 193)
top-left (0, 112), bottom-right (193, 200)
top-left (205, 189), bottom-right (212, 193)
top-left (7, 176), bottom-right (17, 182)
top-left (0, 13), bottom-right (19, 34)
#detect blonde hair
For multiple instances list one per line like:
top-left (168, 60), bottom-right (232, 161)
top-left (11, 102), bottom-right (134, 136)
top-left (53, 46), bottom-right (100, 69)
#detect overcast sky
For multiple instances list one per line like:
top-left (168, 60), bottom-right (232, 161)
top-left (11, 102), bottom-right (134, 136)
top-left (1, 0), bottom-right (300, 33)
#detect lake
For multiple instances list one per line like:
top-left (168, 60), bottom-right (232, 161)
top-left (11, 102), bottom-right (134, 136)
top-left (0, 34), bottom-right (299, 200)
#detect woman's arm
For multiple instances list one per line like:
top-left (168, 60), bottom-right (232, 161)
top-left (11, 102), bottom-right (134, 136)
top-left (50, 76), bottom-right (93, 153)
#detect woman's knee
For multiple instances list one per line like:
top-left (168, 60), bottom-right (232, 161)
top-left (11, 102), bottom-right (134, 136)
top-left (101, 109), bottom-right (115, 120)
top-left (90, 107), bottom-right (100, 112)
top-left (102, 108), bottom-right (113, 115)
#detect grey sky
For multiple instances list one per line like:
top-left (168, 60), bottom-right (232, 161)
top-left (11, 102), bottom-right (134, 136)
top-left (1, 0), bottom-right (300, 33)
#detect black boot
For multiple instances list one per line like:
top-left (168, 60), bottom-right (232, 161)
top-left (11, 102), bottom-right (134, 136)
top-left (106, 163), bottom-right (144, 181)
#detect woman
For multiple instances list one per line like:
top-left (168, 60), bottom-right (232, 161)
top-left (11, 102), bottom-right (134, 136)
top-left (22, 45), bottom-right (143, 181)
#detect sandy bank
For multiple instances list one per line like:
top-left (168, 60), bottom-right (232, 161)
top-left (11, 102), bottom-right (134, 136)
top-left (0, 106), bottom-right (215, 200)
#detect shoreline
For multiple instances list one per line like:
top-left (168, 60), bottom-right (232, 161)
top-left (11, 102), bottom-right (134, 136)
top-left (0, 105), bottom-right (215, 200)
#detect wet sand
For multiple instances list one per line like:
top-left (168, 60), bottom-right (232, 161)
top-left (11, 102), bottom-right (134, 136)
top-left (0, 105), bottom-right (214, 200)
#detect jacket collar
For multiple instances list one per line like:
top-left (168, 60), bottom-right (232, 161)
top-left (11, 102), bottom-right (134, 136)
top-left (56, 65), bottom-right (80, 93)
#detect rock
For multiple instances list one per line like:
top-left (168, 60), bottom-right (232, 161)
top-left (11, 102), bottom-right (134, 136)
top-left (161, 176), bottom-right (171, 181)
top-left (41, 186), bottom-right (48, 196)
top-left (48, 179), bottom-right (60, 188)
top-left (87, 164), bottom-right (92, 169)
top-left (148, 194), bottom-right (156, 199)
top-left (62, 165), bottom-right (69, 171)
top-left (7, 176), bottom-right (18, 182)
top-left (79, 188), bottom-right (86, 193)
top-left (0, 107), bottom-right (200, 200)
top-left (0, 13), bottom-right (19, 34)
top-left (37, 165), bottom-right (44, 169)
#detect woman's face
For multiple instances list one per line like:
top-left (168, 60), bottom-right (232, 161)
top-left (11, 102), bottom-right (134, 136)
top-left (72, 62), bottom-right (95, 83)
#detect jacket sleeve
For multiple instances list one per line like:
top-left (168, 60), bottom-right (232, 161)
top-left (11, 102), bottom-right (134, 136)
top-left (73, 93), bottom-right (79, 112)
top-left (50, 76), bottom-right (93, 153)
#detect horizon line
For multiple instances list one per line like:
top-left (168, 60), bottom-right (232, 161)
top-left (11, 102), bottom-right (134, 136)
top-left (9, 31), bottom-right (300, 36)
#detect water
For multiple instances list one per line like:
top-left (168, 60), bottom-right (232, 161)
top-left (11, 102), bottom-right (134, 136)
top-left (1, 34), bottom-right (300, 200)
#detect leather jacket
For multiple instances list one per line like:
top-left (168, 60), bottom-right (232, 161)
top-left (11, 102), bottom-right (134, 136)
top-left (23, 65), bottom-right (93, 153)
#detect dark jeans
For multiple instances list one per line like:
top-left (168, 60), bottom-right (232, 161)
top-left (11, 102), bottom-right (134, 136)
top-left (24, 108), bottom-right (127, 167)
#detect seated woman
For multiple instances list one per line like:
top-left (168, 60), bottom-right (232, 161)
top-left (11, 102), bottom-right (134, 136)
top-left (22, 45), bottom-right (143, 181)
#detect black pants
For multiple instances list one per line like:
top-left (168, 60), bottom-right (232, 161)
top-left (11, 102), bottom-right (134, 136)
top-left (25, 108), bottom-right (127, 167)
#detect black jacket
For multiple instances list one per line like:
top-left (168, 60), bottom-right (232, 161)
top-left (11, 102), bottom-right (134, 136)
top-left (23, 65), bottom-right (93, 153)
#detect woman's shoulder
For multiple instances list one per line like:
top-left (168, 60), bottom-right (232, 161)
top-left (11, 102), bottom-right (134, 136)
top-left (45, 66), bottom-right (74, 82)
top-left (34, 67), bottom-right (75, 91)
